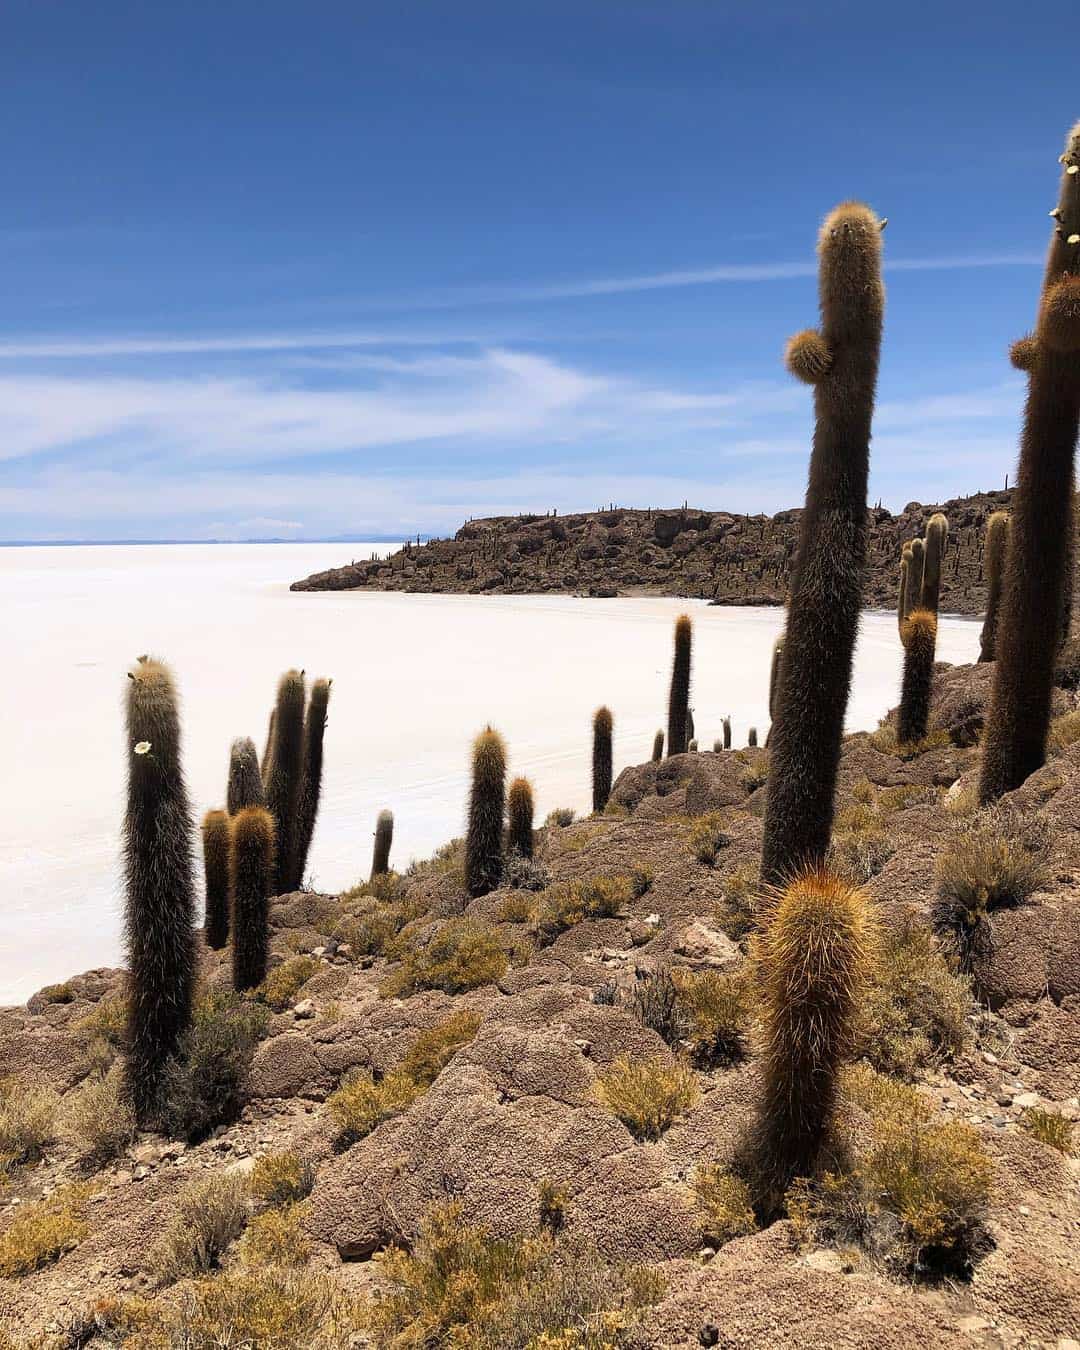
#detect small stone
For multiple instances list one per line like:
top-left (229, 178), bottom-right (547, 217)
top-left (626, 920), bottom-right (652, 947)
top-left (1015, 1092), bottom-right (1040, 1110)
top-left (996, 1092), bottom-right (1013, 1107)
top-left (644, 913), bottom-right (661, 927)
top-left (699, 1327), bottom-right (720, 1348)
top-left (982, 1051), bottom-right (998, 1065)
top-left (1019, 1205), bottom-right (1031, 1216)
top-left (132, 1165), bottom-right (151, 1181)
top-left (312, 946), bottom-right (327, 958)
top-left (293, 999), bottom-right (316, 1019)
top-left (337, 943), bottom-right (354, 958)
top-left (698, 1245), bottom-right (717, 1262)
top-left (957, 1315), bottom-right (992, 1334)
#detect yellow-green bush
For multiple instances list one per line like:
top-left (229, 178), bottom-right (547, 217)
top-left (249, 1150), bottom-right (315, 1208)
top-left (380, 918), bottom-right (509, 998)
top-left (857, 912), bottom-right (970, 1078)
top-left (1049, 708), bottom-right (1080, 751)
top-left (366, 1200), bottom-right (663, 1349)
top-left (594, 1055), bottom-right (698, 1141)
top-left (531, 875), bottom-right (634, 945)
top-left (398, 1010), bottom-right (482, 1086)
top-left (0, 1183), bottom-right (92, 1277)
top-left (332, 890), bottom-right (428, 957)
top-left (692, 1165), bottom-right (757, 1245)
top-left (261, 955), bottom-right (321, 1010)
top-left (74, 995), bottom-right (127, 1073)
top-left (497, 890), bottom-right (537, 923)
top-left (869, 724), bottom-right (952, 759)
top-left (715, 863), bottom-right (759, 944)
top-left (674, 969), bottom-right (752, 1065)
top-left (0, 1076), bottom-right (58, 1174)
top-left (934, 812), bottom-right (1051, 951)
top-left (238, 1202), bottom-right (312, 1268)
top-left (328, 1069), bottom-right (420, 1142)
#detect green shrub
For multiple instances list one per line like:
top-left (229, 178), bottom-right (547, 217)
top-left (380, 918), bottom-right (509, 998)
top-left (686, 813), bottom-right (731, 865)
top-left (328, 1069), bottom-right (421, 1143)
top-left (858, 913), bottom-right (970, 1078)
top-left (531, 875), bottom-right (633, 945)
top-left (675, 969), bottom-right (752, 1065)
top-left (332, 892), bottom-right (428, 958)
top-left (367, 1200), bottom-right (663, 1349)
top-left (397, 1011), bottom-right (482, 1087)
top-left (1049, 708), bottom-right (1080, 751)
top-left (715, 863), bottom-right (759, 944)
top-left (544, 807), bottom-right (576, 828)
top-left (692, 1165), bottom-right (757, 1245)
top-left (159, 990), bottom-right (270, 1142)
top-left (237, 1202), bottom-right (312, 1268)
top-left (0, 1183), bottom-right (92, 1277)
top-left (261, 955), bottom-right (320, 1011)
top-left (594, 1055), bottom-right (698, 1141)
top-left (249, 1151), bottom-right (315, 1209)
top-left (152, 1171), bottom-right (250, 1283)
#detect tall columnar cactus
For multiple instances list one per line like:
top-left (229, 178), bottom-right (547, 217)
top-left (981, 122), bottom-right (1080, 802)
top-left (978, 511), bottom-right (1010, 662)
top-left (226, 736), bottom-right (264, 816)
top-left (722, 716), bottom-right (731, 750)
top-left (906, 537), bottom-right (926, 617)
top-left (897, 609), bottom-right (938, 744)
top-left (123, 657), bottom-right (197, 1126)
top-left (201, 809), bottom-right (231, 950)
top-left (760, 202), bottom-right (886, 885)
top-left (920, 513), bottom-right (948, 614)
top-left (651, 730), bottom-right (664, 762)
top-left (464, 727), bottom-right (507, 898)
top-left (748, 727), bottom-right (758, 748)
top-left (768, 635), bottom-right (785, 723)
top-left (666, 614), bottom-right (693, 757)
top-left (264, 670), bottom-right (305, 894)
top-left (261, 709), bottom-right (276, 792)
top-left (592, 706), bottom-right (614, 813)
top-left (231, 806), bottom-right (275, 992)
top-left (1062, 483), bottom-right (1076, 650)
top-left (371, 809), bottom-right (394, 878)
top-left (507, 777), bottom-right (535, 859)
top-left (291, 677), bottom-right (332, 889)
top-left (756, 867), bottom-right (872, 1198)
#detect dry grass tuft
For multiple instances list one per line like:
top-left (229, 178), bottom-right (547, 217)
top-left (531, 874), bottom-right (634, 945)
top-left (858, 912), bottom-right (971, 1079)
top-left (1049, 707), bottom-right (1080, 751)
top-left (1021, 1106), bottom-right (1074, 1154)
top-left (249, 1150), bottom-right (315, 1209)
top-left (152, 1171), bottom-right (250, 1283)
top-left (397, 1010), bottom-right (482, 1086)
top-left (715, 862), bottom-right (760, 944)
top-left (869, 724), bottom-right (952, 759)
top-left (675, 968), bottom-right (752, 1065)
top-left (237, 1201), bottom-right (312, 1268)
top-left (328, 1069), bottom-right (420, 1143)
top-left (594, 1055), bottom-right (698, 1141)
top-left (0, 1076), bottom-right (58, 1175)
top-left (685, 812), bottom-right (731, 865)
top-left (63, 1065), bottom-right (136, 1165)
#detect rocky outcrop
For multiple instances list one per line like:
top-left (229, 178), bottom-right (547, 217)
top-left (291, 491), bottom-right (1051, 614)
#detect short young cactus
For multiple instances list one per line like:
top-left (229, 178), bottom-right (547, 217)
top-left (723, 716), bottom-right (731, 750)
top-left (651, 730), bottom-right (664, 762)
top-left (231, 807), bottom-right (275, 991)
top-left (761, 202), bottom-right (886, 885)
top-left (464, 727), bottom-right (507, 898)
top-left (666, 615), bottom-right (693, 757)
top-left (756, 867), bottom-right (873, 1197)
top-left (897, 609), bottom-right (938, 744)
top-left (592, 706), bottom-right (614, 813)
top-left (201, 809), bottom-right (231, 950)
top-left (981, 122), bottom-right (1080, 802)
top-left (507, 778), bottom-right (535, 859)
top-left (122, 657), bottom-right (197, 1126)
top-left (226, 737), bottom-right (264, 815)
top-left (906, 537), bottom-right (926, 617)
top-left (371, 809), bottom-right (394, 878)
top-left (978, 511), bottom-right (1010, 662)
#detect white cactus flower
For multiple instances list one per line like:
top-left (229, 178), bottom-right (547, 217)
top-left (134, 741), bottom-right (152, 755)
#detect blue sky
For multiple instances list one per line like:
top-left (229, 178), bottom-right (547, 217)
top-left (0, 2), bottom-right (1074, 540)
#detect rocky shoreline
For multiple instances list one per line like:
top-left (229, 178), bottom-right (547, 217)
top-left (291, 490), bottom-right (1017, 614)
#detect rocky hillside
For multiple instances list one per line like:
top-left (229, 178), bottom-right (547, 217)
top-left (292, 491), bottom-right (1019, 614)
top-left (1, 660), bottom-right (1079, 1347)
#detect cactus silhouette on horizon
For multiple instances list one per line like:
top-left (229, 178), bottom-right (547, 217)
top-left (761, 202), bottom-right (886, 885)
top-left (122, 656), bottom-right (197, 1127)
top-left (981, 122), bottom-right (1080, 802)
top-left (292, 677), bottom-right (331, 889)
top-left (371, 808), bottom-right (394, 877)
top-left (651, 729), bottom-right (664, 762)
